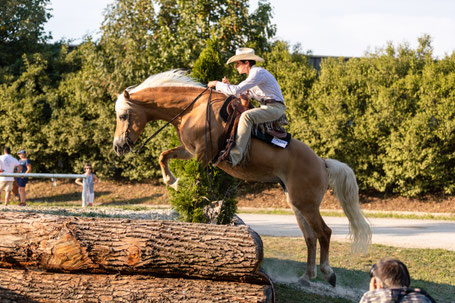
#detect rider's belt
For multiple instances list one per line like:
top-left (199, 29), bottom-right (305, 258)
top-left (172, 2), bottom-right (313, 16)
top-left (262, 99), bottom-right (284, 104)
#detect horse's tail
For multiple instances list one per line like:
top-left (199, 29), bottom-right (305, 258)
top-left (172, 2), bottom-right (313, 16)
top-left (324, 158), bottom-right (371, 254)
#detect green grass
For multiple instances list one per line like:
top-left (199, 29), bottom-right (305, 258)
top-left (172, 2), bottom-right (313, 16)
top-left (359, 211), bottom-right (455, 221)
top-left (261, 237), bottom-right (455, 303)
top-left (11, 201), bottom-right (455, 221)
top-left (238, 208), bottom-right (455, 221)
top-left (4, 200), bottom-right (168, 211)
top-left (0, 204), bottom-right (171, 219)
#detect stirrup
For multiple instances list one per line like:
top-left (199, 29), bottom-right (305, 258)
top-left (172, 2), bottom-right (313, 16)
top-left (213, 152), bottom-right (233, 166)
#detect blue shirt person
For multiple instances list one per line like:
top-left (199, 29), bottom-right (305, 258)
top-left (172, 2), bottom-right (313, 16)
top-left (16, 150), bottom-right (31, 206)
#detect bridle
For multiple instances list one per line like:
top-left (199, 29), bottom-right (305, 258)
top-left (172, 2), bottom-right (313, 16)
top-left (123, 87), bottom-right (211, 154)
top-left (123, 109), bottom-right (136, 152)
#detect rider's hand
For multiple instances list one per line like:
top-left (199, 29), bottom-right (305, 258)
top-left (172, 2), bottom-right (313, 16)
top-left (240, 90), bottom-right (250, 107)
top-left (208, 81), bottom-right (218, 88)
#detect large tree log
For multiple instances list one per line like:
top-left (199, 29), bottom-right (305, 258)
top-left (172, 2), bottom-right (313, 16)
top-left (0, 211), bottom-right (265, 282)
top-left (0, 268), bottom-right (274, 303)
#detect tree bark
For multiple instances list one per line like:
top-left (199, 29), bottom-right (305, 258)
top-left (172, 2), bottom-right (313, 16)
top-left (0, 211), bottom-right (264, 282)
top-left (0, 268), bottom-right (273, 303)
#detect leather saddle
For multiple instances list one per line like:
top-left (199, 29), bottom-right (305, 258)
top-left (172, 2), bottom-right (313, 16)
top-left (214, 96), bottom-right (291, 164)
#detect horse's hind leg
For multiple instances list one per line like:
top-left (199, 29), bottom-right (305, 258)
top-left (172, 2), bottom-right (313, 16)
top-left (288, 192), bottom-right (336, 286)
top-left (314, 213), bottom-right (336, 286)
top-left (303, 211), bottom-right (336, 286)
top-left (290, 204), bottom-right (317, 285)
top-left (159, 145), bottom-right (192, 190)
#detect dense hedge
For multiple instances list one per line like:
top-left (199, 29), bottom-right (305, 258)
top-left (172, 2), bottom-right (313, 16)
top-left (288, 38), bottom-right (455, 196)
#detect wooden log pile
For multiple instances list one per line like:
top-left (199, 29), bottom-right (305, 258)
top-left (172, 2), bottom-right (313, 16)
top-left (0, 211), bottom-right (274, 302)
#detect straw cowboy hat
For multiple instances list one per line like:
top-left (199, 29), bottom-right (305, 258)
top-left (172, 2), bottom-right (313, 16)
top-left (226, 48), bottom-right (265, 64)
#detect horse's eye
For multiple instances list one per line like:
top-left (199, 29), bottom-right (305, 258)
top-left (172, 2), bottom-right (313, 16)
top-left (119, 114), bottom-right (128, 121)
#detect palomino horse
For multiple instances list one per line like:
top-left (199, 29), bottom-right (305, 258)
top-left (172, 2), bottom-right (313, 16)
top-left (113, 70), bottom-right (371, 287)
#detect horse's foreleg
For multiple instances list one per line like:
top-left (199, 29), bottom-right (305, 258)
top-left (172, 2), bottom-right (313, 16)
top-left (159, 145), bottom-right (193, 190)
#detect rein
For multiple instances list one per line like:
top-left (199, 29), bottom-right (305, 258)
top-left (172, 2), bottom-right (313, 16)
top-left (130, 87), bottom-right (210, 153)
top-left (204, 88), bottom-right (214, 191)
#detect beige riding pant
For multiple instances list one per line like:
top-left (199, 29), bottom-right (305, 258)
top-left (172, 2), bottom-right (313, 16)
top-left (0, 181), bottom-right (13, 192)
top-left (230, 101), bottom-right (286, 166)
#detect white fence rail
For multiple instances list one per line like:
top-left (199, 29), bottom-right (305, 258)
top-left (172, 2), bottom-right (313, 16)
top-left (0, 173), bottom-right (88, 207)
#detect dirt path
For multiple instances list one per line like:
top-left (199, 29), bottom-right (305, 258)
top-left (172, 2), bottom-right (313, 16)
top-left (239, 213), bottom-right (455, 251)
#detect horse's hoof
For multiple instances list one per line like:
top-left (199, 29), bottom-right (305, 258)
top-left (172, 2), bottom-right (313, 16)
top-left (298, 277), bottom-right (311, 287)
top-left (169, 178), bottom-right (179, 191)
top-left (328, 272), bottom-right (336, 287)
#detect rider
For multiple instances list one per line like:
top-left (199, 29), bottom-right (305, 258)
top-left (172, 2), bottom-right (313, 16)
top-left (208, 47), bottom-right (286, 166)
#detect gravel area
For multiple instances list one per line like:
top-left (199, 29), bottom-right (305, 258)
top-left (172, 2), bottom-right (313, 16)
top-left (0, 205), bottom-right (179, 221)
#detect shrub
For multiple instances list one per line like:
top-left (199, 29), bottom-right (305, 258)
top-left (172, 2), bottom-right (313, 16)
top-left (169, 158), bottom-right (238, 224)
top-left (297, 36), bottom-right (455, 196)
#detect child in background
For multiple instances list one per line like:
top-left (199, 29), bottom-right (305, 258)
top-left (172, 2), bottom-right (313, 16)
top-left (75, 163), bottom-right (99, 207)
top-left (17, 150), bottom-right (32, 206)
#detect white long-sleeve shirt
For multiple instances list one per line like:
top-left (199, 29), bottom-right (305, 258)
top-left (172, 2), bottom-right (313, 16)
top-left (215, 66), bottom-right (285, 104)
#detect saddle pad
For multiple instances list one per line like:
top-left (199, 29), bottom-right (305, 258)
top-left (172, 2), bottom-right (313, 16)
top-left (253, 130), bottom-right (292, 148)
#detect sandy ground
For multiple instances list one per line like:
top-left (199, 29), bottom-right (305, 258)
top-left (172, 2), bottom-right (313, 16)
top-left (238, 213), bottom-right (455, 251)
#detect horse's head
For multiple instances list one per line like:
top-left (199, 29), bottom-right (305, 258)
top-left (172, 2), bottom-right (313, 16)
top-left (113, 70), bottom-right (209, 156)
top-left (113, 90), bottom-right (148, 156)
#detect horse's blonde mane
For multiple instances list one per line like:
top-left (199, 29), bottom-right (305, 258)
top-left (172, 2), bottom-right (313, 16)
top-left (116, 70), bottom-right (204, 114)
top-left (129, 70), bottom-right (204, 93)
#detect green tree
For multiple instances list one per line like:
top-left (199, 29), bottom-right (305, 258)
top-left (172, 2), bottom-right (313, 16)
top-left (261, 41), bottom-right (317, 136)
top-left (0, 0), bottom-right (276, 182)
top-left (99, 0), bottom-right (275, 76)
top-left (0, 52), bottom-right (57, 172)
top-left (191, 38), bottom-right (224, 83)
top-left (91, 0), bottom-right (276, 180)
top-left (244, 0), bottom-right (276, 52)
top-left (169, 38), bottom-right (238, 224)
top-left (384, 52), bottom-right (455, 195)
top-left (0, 0), bottom-right (52, 70)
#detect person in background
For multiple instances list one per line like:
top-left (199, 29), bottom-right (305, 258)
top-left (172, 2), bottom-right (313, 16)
top-left (16, 150), bottom-right (32, 206)
top-left (360, 257), bottom-right (436, 303)
top-left (0, 147), bottom-right (22, 205)
top-left (75, 163), bottom-right (99, 207)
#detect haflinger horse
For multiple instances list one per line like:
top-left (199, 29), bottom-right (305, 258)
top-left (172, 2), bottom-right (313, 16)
top-left (113, 70), bottom-right (371, 287)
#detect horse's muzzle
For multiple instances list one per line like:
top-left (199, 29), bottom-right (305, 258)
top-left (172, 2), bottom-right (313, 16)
top-left (113, 136), bottom-right (132, 156)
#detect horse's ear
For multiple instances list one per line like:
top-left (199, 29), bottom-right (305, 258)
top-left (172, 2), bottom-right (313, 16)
top-left (124, 90), bottom-right (130, 99)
